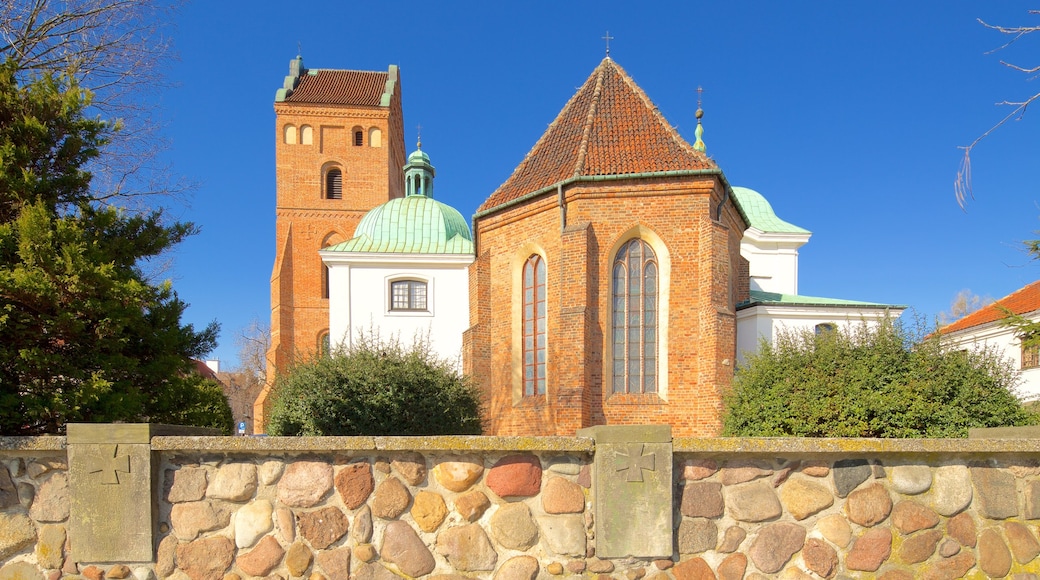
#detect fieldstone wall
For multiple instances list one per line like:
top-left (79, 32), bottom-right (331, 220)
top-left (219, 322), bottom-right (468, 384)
top-left (5, 433), bottom-right (1040, 579)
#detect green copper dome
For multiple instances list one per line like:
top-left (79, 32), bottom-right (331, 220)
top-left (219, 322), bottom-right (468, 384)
top-left (325, 147), bottom-right (473, 255)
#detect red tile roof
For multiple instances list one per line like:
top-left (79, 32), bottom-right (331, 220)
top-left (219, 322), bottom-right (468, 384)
top-left (479, 58), bottom-right (715, 213)
top-left (939, 280), bottom-right (1040, 334)
top-left (285, 70), bottom-right (389, 106)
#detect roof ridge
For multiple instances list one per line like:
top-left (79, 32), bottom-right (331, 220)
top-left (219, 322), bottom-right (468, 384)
top-left (572, 62), bottom-right (607, 177)
top-left (939, 279), bottom-right (1040, 334)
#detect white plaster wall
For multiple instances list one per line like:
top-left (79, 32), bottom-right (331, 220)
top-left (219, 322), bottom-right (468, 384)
top-left (742, 244), bottom-right (800, 294)
top-left (944, 318), bottom-right (1040, 401)
top-left (736, 306), bottom-right (901, 366)
top-left (325, 256), bottom-right (471, 366)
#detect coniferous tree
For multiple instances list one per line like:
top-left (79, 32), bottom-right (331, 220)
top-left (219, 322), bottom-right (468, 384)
top-left (0, 62), bottom-right (230, 434)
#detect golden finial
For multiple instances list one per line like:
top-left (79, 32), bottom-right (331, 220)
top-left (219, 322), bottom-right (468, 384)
top-left (694, 86), bottom-right (706, 153)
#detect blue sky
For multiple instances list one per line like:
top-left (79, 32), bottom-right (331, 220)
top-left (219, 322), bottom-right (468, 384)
top-left (156, 2), bottom-right (1040, 367)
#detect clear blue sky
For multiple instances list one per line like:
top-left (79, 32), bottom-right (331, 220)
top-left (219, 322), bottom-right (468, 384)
top-left (155, 2), bottom-right (1040, 367)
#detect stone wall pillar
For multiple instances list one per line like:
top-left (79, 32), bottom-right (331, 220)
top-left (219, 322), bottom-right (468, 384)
top-left (578, 425), bottom-right (672, 558)
top-left (66, 424), bottom-right (216, 563)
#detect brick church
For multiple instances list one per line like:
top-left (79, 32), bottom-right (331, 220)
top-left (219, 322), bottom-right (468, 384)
top-left (256, 56), bottom-right (892, 436)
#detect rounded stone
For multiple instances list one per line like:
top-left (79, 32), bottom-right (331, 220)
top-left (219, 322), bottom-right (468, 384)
top-left (747, 522), bottom-right (805, 574)
top-left (486, 455), bottom-right (542, 498)
top-left (235, 499), bottom-right (274, 548)
top-left (171, 501), bottom-right (231, 541)
top-left (372, 477), bottom-right (411, 519)
top-left (800, 461), bottom-right (830, 477)
top-left (29, 472), bottom-right (68, 522)
top-left (285, 542), bottom-right (313, 577)
top-left (536, 514), bottom-right (586, 557)
top-left (889, 465), bottom-right (931, 495)
top-left (236, 535), bottom-right (284, 578)
top-left (971, 466), bottom-right (1018, 519)
top-left (297, 506), bottom-right (349, 550)
top-left (586, 559), bottom-right (613, 573)
top-left (0, 562), bottom-right (41, 580)
top-left (411, 490), bottom-right (448, 532)
top-left (728, 481), bottom-right (782, 523)
top-left (947, 512), bottom-right (977, 547)
top-left (207, 463), bottom-right (257, 502)
top-left (542, 477), bottom-right (585, 514)
top-left (547, 457), bottom-right (582, 476)
top-left (455, 490), bottom-right (491, 521)
top-left (546, 562), bottom-right (564, 575)
top-left (720, 462), bottom-right (771, 485)
top-left (490, 502), bottom-right (539, 550)
top-left (899, 529), bottom-right (942, 564)
top-left (846, 527), bottom-right (892, 572)
top-left (677, 518), bottom-right (717, 554)
top-left (258, 461), bottom-right (284, 485)
top-left (381, 521), bottom-right (435, 577)
top-left (155, 535), bottom-right (177, 578)
top-left (391, 453), bottom-right (427, 486)
top-left (315, 547), bottom-right (352, 580)
top-left (35, 524), bottom-right (65, 569)
top-left (717, 553), bottom-right (747, 580)
top-left (681, 459), bottom-right (718, 481)
top-left (717, 526), bottom-right (746, 553)
top-left (681, 481), bottom-right (724, 519)
top-left (494, 556), bottom-right (539, 580)
top-left (435, 523), bottom-right (498, 572)
top-left (433, 456), bottom-right (484, 492)
top-left (166, 467), bottom-right (208, 503)
top-left (1004, 521), bottom-right (1040, 564)
top-left (891, 500), bottom-right (939, 535)
top-left (930, 465), bottom-right (972, 517)
top-left (978, 528), bottom-right (1012, 578)
top-left (354, 543), bottom-right (377, 563)
top-left (277, 461), bottom-right (333, 508)
top-left (176, 536), bottom-right (235, 580)
top-left (802, 538), bottom-right (836, 579)
top-left (671, 557), bottom-right (712, 580)
top-left (335, 462), bottom-right (374, 510)
top-left (780, 477), bottom-right (833, 521)
top-left (275, 507), bottom-right (295, 543)
top-left (352, 504), bottom-right (373, 543)
top-left (845, 483), bottom-right (892, 527)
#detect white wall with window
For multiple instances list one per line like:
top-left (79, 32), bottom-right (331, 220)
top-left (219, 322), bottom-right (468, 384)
top-left (940, 310), bottom-right (1040, 401)
top-left (320, 253), bottom-right (472, 366)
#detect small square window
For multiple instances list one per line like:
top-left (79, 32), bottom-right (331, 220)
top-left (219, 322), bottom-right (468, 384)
top-left (390, 280), bottom-right (427, 311)
top-left (1022, 343), bottom-right (1039, 370)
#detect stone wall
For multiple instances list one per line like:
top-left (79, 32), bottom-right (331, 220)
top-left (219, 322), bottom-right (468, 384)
top-left (5, 428), bottom-right (1040, 579)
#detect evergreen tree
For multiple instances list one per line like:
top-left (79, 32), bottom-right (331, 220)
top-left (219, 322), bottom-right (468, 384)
top-left (0, 62), bottom-right (229, 434)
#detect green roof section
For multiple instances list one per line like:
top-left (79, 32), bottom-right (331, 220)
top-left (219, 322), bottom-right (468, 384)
top-left (730, 186), bottom-right (810, 235)
top-left (326, 196), bottom-right (473, 255)
top-left (737, 290), bottom-right (906, 310)
top-left (326, 147), bottom-right (473, 255)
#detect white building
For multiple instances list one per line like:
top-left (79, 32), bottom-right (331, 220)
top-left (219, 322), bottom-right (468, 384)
top-left (320, 146), bottom-right (474, 365)
top-left (938, 280), bottom-right (1040, 400)
top-left (733, 186), bottom-right (904, 364)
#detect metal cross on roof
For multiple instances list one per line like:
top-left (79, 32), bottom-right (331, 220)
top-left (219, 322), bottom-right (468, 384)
top-left (416, 124), bottom-right (422, 149)
top-left (603, 31), bottom-right (614, 57)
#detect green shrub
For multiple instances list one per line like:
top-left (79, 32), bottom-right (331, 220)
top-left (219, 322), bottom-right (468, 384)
top-left (267, 334), bottom-right (482, 436)
top-left (722, 318), bottom-right (1035, 438)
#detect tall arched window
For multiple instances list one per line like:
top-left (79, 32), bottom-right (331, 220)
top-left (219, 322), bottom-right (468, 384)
top-left (612, 239), bottom-right (657, 394)
top-left (523, 255), bottom-right (547, 396)
top-left (283, 124), bottom-right (297, 144)
top-left (369, 127), bottom-right (382, 148)
top-left (301, 125), bottom-right (313, 145)
top-left (353, 128), bottom-right (363, 146)
top-left (325, 168), bottom-right (342, 199)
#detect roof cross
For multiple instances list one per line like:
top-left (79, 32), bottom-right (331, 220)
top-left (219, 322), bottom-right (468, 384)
top-left (416, 124), bottom-right (422, 149)
top-left (603, 31), bottom-right (614, 57)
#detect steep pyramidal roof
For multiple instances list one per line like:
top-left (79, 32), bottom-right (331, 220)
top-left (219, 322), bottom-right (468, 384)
top-left (939, 280), bottom-right (1040, 335)
top-left (479, 58), bottom-right (715, 213)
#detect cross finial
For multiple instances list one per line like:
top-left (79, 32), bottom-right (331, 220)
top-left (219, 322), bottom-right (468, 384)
top-left (416, 124), bottom-right (422, 149)
top-left (603, 31), bottom-right (614, 57)
top-left (297, 41), bottom-right (302, 58)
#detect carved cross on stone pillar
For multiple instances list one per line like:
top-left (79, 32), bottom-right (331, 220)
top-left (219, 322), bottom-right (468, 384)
top-left (88, 445), bottom-right (130, 485)
top-left (615, 443), bottom-right (655, 482)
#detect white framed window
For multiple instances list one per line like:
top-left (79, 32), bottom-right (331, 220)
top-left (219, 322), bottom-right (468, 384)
top-left (390, 280), bottom-right (428, 311)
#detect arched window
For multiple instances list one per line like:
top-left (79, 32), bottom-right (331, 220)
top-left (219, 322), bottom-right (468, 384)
top-left (815, 323), bottom-right (837, 336)
top-left (390, 280), bottom-right (427, 311)
top-left (612, 239), bottom-right (658, 394)
top-left (283, 124), bottom-right (297, 144)
top-left (325, 168), bottom-right (342, 199)
top-left (523, 255), bottom-right (547, 397)
top-left (319, 332), bottom-right (331, 357)
top-left (301, 125), bottom-right (313, 145)
top-left (322, 264), bottom-right (331, 299)
top-left (369, 127), bottom-right (382, 148)
top-left (353, 127), bottom-right (363, 146)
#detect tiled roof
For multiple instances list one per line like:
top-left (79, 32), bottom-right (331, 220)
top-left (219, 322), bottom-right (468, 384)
top-left (478, 58), bottom-right (715, 213)
top-left (737, 290), bottom-right (905, 310)
top-left (939, 280), bottom-right (1040, 334)
top-left (285, 70), bottom-right (389, 106)
top-left (731, 187), bottom-right (810, 235)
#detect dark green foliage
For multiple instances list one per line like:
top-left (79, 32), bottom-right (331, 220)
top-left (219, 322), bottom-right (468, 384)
top-left (0, 62), bottom-right (230, 435)
top-left (268, 334), bottom-right (482, 436)
top-left (722, 318), bottom-right (1035, 438)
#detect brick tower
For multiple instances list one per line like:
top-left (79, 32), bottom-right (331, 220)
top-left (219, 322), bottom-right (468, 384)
top-left (255, 57), bottom-right (405, 430)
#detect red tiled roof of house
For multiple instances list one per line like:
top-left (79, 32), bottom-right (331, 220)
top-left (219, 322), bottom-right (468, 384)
top-left (285, 70), bottom-right (389, 106)
top-left (478, 58), bottom-right (715, 213)
top-left (939, 280), bottom-right (1040, 334)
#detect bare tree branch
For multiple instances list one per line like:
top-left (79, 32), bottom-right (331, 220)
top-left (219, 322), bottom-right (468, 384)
top-left (956, 10), bottom-right (1040, 207)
